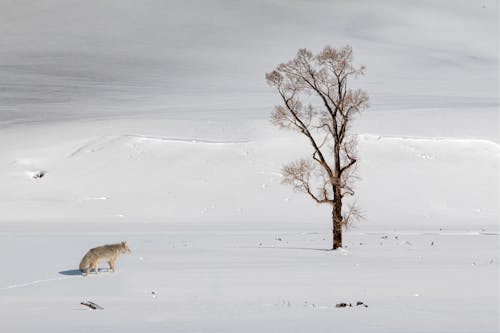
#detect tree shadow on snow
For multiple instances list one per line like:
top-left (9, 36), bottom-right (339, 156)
top-left (254, 246), bottom-right (332, 252)
top-left (58, 269), bottom-right (83, 276)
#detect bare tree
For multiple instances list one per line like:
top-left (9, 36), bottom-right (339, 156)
top-left (266, 45), bottom-right (368, 250)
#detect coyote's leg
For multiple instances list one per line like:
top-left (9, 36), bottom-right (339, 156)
top-left (109, 260), bottom-right (116, 272)
top-left (108, 261), bottom-right (115, 272)
top-left (90, 261), bottom-right (98, 274)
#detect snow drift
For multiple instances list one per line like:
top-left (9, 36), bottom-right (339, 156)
top-left (1, 119), bottom-right (497, 232)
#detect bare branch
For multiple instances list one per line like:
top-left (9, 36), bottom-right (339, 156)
top-left (342, 201), bottom-right (364, 230)
top-left (282, 159), bottom-right (331, 204)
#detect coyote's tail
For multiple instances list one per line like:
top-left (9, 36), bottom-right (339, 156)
top-left (79, 252), bottom-right (90, 272)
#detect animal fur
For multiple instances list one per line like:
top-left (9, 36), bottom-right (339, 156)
top-left (79, 241), bottom-right (130, 276)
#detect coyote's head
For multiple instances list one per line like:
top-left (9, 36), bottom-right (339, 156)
top-left (120, 241), bottom-right (131, 253)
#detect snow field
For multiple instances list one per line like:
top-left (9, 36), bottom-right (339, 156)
top-left (0, 225), bottom-right (497, 333)
top-left (0, 117), bottom-right (497, 331)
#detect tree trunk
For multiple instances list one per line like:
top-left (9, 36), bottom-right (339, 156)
top-left (332, 200), bottom-right (343, 250)
top-left (332, 143), bottom-right (343, 250)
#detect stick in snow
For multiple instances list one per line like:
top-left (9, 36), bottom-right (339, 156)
top-left (80, 301), bottom-right (104, 310)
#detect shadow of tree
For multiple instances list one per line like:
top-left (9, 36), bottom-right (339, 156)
top-left (250, 246), bottom-right (333, 252)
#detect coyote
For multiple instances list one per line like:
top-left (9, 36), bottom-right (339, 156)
top-left (79, 241), bottom-right (131, 276)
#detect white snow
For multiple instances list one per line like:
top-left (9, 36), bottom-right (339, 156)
top-left (0, 118), bottom-right (498, 332)
top-left (0, 0), bottom-right (498, 332)
top-left (0, 224), bottom-right (498, 332)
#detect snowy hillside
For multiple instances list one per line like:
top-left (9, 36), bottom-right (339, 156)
top-left (1, 119), bottom-right (498, 230)
top-left (0, 0), bottom-right (498, 124)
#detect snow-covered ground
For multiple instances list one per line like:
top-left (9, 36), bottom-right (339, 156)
top-left (0, 118), bottom-right (498, 332)
top-left (0, 224), bottom-right (497, 333)
top-left (0, 0), bottom-right (498, 332)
